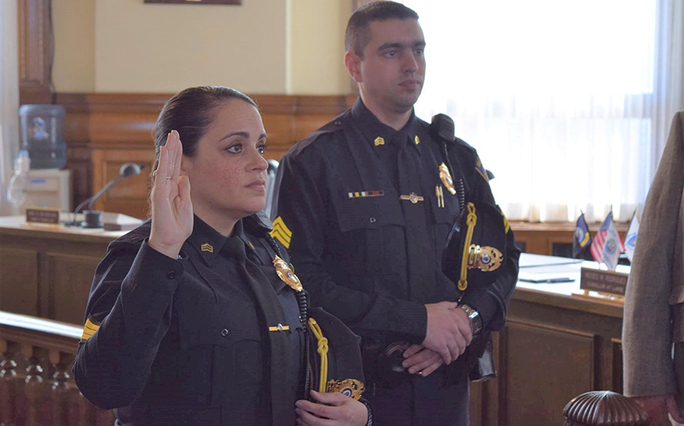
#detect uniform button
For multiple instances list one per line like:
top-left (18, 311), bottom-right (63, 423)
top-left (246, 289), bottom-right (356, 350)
top-left (166, 270), bottom-right (176, 279)
top-left (220, 329), bottom-right (229, 337)
top-left (369, 217), bottom-right (376, 223)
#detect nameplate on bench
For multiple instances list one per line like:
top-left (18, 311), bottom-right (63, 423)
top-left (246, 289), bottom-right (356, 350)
top-left (580, 267), bottom-right (628, 296)
top-left (25, 207), bottom-right (60, 226)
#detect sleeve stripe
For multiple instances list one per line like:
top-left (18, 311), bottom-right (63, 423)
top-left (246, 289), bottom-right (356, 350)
top-left (80, 318), bottom-right (101, 341)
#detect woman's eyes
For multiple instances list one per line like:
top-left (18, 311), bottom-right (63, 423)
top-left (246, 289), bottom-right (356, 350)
top-left (226, 143), bottom-right (243, 154)
top-left (225, 142), bottom-right (266, 155)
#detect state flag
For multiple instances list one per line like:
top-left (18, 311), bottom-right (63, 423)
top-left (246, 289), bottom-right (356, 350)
top-left (572, 212), bottom-right (593, 258)
top-left (590, 212), bottom-right (624, 270)
top-left (624, 209), bottom-right (640, 263)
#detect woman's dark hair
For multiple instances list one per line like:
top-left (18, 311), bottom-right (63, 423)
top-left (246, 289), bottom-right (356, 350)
top-left (147, 86), bottom-right (258, 213)
top-left (154, 86), bottom-right (257, 161)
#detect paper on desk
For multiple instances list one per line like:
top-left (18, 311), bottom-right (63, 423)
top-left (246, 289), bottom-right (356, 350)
top-left (518, 271), bottom-right (578, 283)
top-left (518, 261), bottom-right (582, 283)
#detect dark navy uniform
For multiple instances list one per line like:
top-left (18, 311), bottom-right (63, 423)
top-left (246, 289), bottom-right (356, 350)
top-left (272, 99), bottom-right (520, 425)
top-left (73, 215), bottom-right (311, 426)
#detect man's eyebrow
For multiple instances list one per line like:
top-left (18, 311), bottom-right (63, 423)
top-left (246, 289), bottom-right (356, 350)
top-left (377, 40), bottom-right (426, 51)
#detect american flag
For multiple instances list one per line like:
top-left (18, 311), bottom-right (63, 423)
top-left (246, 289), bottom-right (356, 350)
top-left (590, 212), bottom-right (624, 270)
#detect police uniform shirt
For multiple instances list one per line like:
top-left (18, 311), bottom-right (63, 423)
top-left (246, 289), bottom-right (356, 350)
top-left (73, 215), bottom-right (304, 426)
top-left (273, 97), bottom-right (520, 348)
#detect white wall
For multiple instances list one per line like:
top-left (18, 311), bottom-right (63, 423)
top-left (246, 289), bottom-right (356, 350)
top-left (52, 0), bottom-right (351, 95)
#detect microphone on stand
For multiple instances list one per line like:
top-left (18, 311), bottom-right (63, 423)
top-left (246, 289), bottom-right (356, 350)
top-left (71, 162), bottom-right (145, 228)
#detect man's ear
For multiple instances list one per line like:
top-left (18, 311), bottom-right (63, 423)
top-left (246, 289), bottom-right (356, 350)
top-left (344, 51), bottom-right (363, 83)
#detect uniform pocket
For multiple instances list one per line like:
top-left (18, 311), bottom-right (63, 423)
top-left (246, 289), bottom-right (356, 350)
top-left (334, 193), bottom-right (405, 233)
top-left (431, 188), bottom-right (461, 225)
top-left (331, 192), bottom-right (406, 280)
top-left (176, 288), bottom-right (264, 405)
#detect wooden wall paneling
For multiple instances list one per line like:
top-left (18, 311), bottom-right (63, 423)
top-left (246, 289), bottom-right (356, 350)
top-left (58, 93), bottom-right (166, 143)
top-left (91, 148), bottom-right (156, 219)
top-left (43, 253), bottom-right (101, 324)
top-left (0, 248), bottom-right (39, 316)
top-left (496, 327), bottom-right (509, 426)
top-left (18, 0), bottom-right (52, 105)
top-left (260, 113), bottom-right (297, 160)
top-left (469, 330), bottom-right (503, 426)
top-left (254, 94), bottom-right (353, 159)
top-left (502, 320), bottom-right (596, 426)
top-left (56, 92), bottom-right (352, 217)
top-left (66, 145), bottom-right (93, 211)
top-left (486, 330), bottom-right (503, 426)
top-left (469, 381), bottom-right (483, 426)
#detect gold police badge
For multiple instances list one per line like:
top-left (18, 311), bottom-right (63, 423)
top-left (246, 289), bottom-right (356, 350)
top-left (467, 244), bottom-right (503, 272)
top-left (326, 378), bottom-right (365, 401)
top-left (273, 255), bottom-right (303, 292)
top-left (439, 163), bottom-right (457, 195)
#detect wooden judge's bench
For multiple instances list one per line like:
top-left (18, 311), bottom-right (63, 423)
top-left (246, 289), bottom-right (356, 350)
top-left (0, 216), bottom-right (129, 325)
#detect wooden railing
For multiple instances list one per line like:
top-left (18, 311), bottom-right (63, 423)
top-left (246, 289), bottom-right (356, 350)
top-left (0, 310), bottom-right (654, 426)
top-left (0, 311), bottom-right (114, 426)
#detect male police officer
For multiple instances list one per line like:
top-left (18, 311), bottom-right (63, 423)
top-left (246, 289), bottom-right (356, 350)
top-left (272, 2), bottom-right (519, 424)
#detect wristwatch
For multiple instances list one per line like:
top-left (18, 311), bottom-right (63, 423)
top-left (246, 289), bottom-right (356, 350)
top-left (459, 304), bottom-right (482, 337)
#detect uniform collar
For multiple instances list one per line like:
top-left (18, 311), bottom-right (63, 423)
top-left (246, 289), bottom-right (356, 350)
top-left (350, 97), bottom-right (423, 152)
top-left (185, 215), bottom-right (246, 266)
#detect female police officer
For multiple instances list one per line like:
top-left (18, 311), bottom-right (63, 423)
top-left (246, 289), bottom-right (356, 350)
top-left (72, 86), bottom-right (369, 426)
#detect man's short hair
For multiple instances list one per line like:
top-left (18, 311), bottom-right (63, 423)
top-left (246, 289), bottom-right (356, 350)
top-left (345, 1), bottom-right (419, 58)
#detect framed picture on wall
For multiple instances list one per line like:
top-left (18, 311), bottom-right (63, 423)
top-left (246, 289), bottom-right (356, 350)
top-left (144, 0), bottom-right (242, 4)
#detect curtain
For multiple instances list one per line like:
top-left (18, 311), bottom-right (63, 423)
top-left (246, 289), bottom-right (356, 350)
top-left (401, 0), bottom-right (684, 222)
top-left (0, 0), bottom-right (20, 216)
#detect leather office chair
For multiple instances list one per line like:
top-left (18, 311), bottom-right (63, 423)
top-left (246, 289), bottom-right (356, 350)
top-left (264, 159), bottom-right (279, 219)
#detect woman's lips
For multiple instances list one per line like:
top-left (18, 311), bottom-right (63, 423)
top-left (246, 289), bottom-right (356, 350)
top-left (247, 179), bottom-right (266, 191)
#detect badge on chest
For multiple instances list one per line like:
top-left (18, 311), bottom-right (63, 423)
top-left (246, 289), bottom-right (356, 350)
top-left (273, 255), bottom-right (303, 292)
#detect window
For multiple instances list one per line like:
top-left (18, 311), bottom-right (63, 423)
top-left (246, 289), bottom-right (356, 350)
top-left (401, 0), bottom-right (684, 222)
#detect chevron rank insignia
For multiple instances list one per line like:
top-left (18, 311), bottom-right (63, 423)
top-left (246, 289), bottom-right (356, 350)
top-left (201, 243), bottom-right (214, 253)
top-left (81, 317), bottom-right (100, 341)
top-left (271, 216), bottom-right (292, 249)
top-left (475, 158), bottom-right (489, 183)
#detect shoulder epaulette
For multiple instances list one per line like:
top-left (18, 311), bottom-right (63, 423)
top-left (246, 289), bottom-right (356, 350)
top-left (453, 137), bottom-right (477, 156)
top-left (108, 219), bottom-right (151, 247)
top-left (288, 110), bottom-right (352, 155)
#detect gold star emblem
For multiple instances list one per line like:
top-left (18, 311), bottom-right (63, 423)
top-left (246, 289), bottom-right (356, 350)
top-left (374, 136), bottom-right (385, 146)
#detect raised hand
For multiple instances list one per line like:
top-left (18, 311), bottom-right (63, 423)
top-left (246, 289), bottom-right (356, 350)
top-left (148, 130), bottom-right (193, 259)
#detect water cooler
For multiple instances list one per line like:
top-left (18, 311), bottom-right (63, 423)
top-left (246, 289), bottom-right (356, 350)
top-left (14, 104), bottom-right (71, 212)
